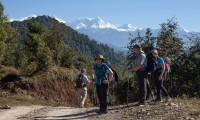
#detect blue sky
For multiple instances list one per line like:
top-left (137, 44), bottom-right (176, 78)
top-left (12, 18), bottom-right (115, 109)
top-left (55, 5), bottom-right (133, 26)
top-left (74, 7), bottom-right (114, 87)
top-left (1, 0), bottom-right (200, 32)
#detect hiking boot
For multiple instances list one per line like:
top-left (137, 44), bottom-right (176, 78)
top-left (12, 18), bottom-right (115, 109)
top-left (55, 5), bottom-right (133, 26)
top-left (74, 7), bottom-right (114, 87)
top-left (96, 110), bottom-right (108, 114)
top-left (154, 98), bottom-right (162, 102)
top-left (135, 102), bottom-right (146, 106)
top-left (165, 96), bottom-right (172, 102)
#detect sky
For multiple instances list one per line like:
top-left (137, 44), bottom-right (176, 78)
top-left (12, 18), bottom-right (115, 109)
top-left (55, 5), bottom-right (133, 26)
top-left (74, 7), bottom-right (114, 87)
top-left (1, 0), bottom-right (200, 32)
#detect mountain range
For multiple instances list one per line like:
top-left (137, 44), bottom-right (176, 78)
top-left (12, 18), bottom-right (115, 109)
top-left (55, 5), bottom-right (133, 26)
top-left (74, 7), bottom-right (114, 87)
top-left (10, 16), bottom-right (126, 65)
top-left (11, 15), bottom-right (196, 52)
top-left (67, 17), bottom-right (194, 51)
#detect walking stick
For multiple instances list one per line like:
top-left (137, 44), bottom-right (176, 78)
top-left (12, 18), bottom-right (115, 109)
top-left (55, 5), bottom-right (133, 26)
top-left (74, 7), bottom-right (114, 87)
top-left (127, 73), bottom-right (130, 107)
top-left (127, 72), bottom-right (134, 107)
top-left (146, 73), bottom-right (155, 100)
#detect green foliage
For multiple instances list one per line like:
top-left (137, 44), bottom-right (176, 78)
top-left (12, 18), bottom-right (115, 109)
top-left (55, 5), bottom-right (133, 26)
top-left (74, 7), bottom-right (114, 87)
top-left (11, 16), bottom-right (126, 66)
top-left (0, 2), bottom-right (18, 65)
top-left (157, 17), bottom-right (184, 58)
top-left (17, 20), bottom-right (53, 72)
top-left (126, 17), bottom-right (199, 99)
top-left (169, 33), bottom-right (200, 97)
top-left (127, 17), bottom-right (183, 65)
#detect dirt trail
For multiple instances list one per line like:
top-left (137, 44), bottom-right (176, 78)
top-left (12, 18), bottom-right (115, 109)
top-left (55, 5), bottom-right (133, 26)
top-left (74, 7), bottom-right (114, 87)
top-left (0, 101), bottom-right (199, 120)
top-left (0, 106), bottom-right (45, 120)
top-left (0, 106), bottom-right (99, 120)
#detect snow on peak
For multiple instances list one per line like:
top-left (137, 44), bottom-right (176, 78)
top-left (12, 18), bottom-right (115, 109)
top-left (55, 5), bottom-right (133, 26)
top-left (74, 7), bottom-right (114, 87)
top-left (9, 14), bottom-right (38, 22)
top-left (176, 27), bottom-right (190, 33)
top-left (9, 15), bottom-right (66, 23)
top-left (53, 16), bottom-right (66, 23)
top-left (68, 17), bottom-right (117, 29)
top-left (118, 24), bottom-right (137, 31)
top-left (183, 29), bottom-right (190, 33)
top-left (67, 17), bottom-right (139, 32)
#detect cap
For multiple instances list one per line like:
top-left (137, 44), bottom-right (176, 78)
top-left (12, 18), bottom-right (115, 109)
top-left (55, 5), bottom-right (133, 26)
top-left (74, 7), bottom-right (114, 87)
top-left (133, 44), bottom-right (141, 49)
top-left (94, 54), bottom-right (104, 61)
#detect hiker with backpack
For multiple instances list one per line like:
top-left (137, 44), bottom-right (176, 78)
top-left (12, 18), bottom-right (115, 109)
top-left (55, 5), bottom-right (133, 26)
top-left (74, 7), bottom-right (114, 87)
top-left (152, 49), bottom-right (171, 102)
top-left (74, 69), bottom-right (90, 108)
top-left (91, 54), bottom-right (113, 114)
top-left (128, 44), bottom-right (148, 106)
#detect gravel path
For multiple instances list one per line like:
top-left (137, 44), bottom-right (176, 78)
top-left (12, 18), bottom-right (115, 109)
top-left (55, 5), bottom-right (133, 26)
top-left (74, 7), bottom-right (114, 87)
top-left (0, 101), bottom-right (199, 120)
top-left (0, 106), bottom-right (45, 120)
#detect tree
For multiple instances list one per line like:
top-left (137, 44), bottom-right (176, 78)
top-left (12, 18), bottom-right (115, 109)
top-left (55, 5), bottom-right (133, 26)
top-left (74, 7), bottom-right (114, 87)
top-left (43, 22), bottom-right (65, 65)
top-left (157, 17), bottom-right (183, 58)
top-left (0, 2), bottom-right (17, 65)
top-left (19, 20), bottom-right (53, 72)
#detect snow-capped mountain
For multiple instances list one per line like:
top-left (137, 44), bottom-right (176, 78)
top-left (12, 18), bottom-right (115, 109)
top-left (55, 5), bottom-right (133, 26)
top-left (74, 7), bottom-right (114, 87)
top-left (67, 17), bottom-right (193, 51)
top-left (67, 17), bottom-right (141, 50)
top-left (11, 15), bottom-right (194, 51)
top-left (68, 17), bottom-right (117, 30)
top-left (9, 15), bottom-right (66, 24)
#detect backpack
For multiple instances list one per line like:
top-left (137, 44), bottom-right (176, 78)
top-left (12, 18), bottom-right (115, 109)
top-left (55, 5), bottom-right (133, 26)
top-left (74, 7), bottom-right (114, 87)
top-left (146, 52), bottom-right (157, 73)
top-left (163, 58), bottom-right (171, 72)
top-left (94, 61), bottom-right (119, 82)
top-left (76, 74), bottom-right (84, 88)
top-left (103, 61), bottom-right (119, 82)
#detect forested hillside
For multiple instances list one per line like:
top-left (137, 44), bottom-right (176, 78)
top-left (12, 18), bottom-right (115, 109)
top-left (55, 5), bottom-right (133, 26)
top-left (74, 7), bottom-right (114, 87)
top-left (11, 15), bottom-right (125, 66)
top-left (0, 3), bottom-right (125, 107)
top-left (0, 1), bottom-right (199, 110)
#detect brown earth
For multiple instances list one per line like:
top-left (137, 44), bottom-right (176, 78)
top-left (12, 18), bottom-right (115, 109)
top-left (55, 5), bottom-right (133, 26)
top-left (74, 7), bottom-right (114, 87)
top-left (0, 66), bottom-right (93, 107)
top-left (0, 66), bottom-right (200, 120)
top-left (0, 99), bottom-right (199, 120)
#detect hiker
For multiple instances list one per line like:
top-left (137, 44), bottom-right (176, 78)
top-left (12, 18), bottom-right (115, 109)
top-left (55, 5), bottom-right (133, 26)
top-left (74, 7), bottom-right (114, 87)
top-left (91, 54), bottom-right (113, 114)
top-left (74, 69), bottom-right (90, 108)
top-left (128, 44), bottom-right (147, 105)
top-left (152, 49), bottom-right (171, 102)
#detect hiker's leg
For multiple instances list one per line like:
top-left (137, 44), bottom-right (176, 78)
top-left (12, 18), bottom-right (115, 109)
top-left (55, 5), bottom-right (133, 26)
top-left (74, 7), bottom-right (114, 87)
top-left (100, 83), bottom-right (108, 112)
top-left (96, 85), bottom-right (102, 110)
top-left (159, 79), bottom-right (169, 97)
top-left (154, 73), bottom-right (161, 100)
top-left (81, 88), bottom-right (87, 107)
top-left (137, 71), bottom-right (147, 103)
top-left (96, 85), bottom-right (101, 101)
top-left (77, 88), bottom-right (82, 107)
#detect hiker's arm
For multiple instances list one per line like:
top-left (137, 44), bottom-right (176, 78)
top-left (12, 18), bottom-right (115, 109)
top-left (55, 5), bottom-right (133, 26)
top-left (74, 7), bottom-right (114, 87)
top-left (159, 62), bottom-right (165, 80)
top-left (130, 64), bottom-right (142, 72)
top-left (107, 68), bottom-right (113, 82)
top-left (103, 68), bottom-right (113, 84)
top-left (128, 54), bottom-right (145, 73)
top-left (86, 76), bottom-right (91, 83)
top-left (90, 69), bottom-right (95, 82)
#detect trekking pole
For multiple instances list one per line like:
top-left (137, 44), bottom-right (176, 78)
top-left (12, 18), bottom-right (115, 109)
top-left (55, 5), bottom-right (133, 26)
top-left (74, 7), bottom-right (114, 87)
top-left (146, 76), bottom-right (155, 100)
top-left (127, 73), bottom-right (130, 107)
top-left (127, 72), bottom-right (134, 107)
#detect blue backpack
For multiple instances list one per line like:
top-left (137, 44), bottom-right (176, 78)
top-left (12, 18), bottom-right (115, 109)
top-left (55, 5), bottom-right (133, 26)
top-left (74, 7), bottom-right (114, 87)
top-left (94, 61), bottom-right (118, 82)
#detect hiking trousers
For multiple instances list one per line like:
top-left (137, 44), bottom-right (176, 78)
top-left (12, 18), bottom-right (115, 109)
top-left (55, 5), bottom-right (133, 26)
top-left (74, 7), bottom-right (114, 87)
top-left (136, 71), bottom-right (147, 103)
top-left (154, 72), bottom-right (169, 99)
top-left (77, 87), bottom-right (87, 107)
top-left (96, 83), bottom-right (109, 112)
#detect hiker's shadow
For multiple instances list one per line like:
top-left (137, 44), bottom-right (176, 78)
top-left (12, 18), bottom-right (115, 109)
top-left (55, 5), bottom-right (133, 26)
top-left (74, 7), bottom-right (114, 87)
top-left (34, 104), bottom-right (141, 120)
top-left (34, 109), bottom-right (98, 120)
